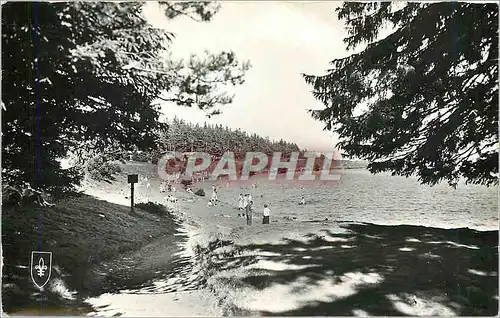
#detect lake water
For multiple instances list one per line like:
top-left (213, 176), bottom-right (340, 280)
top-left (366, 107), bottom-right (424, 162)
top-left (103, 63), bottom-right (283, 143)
top-left (84, 167), bottom-right (498, 316)
top-left (230, 169), bottom-right (498, 232)
top-left (199, 169), bottom-right (498, 315)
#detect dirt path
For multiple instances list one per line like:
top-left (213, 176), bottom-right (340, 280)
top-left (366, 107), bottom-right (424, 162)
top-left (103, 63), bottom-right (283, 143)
top-left (79, 163), bottom-right (343, 316)
top-left (80, 169), bottom-right (235, 316)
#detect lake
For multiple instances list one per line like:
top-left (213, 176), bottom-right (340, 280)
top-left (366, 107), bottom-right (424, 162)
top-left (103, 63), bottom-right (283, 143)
top-left (84, 166), bottom-right (498, 316)
top-left (207, 168), bottom-right (498, 231)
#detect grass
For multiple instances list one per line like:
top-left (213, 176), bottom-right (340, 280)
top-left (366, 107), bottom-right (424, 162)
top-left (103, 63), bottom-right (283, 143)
top-left (2, 193), bottom-right (180, 314)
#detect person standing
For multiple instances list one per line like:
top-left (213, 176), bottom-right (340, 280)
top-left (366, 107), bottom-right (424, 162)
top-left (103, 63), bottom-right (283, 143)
top-left (211, 186), bottom-right (218, 203)
top-left (241, 194), bottom-right (249, 217)
top-left (246, 200), bottom-right (253, 226)
top-left (262, 204), bottom-right (270, 224)
top-left (238, 194), bottom-right (244, 211)
top-left (299, 196), bottom-right (306, 205)
top-left (242, 194), bottom-right (248, 216)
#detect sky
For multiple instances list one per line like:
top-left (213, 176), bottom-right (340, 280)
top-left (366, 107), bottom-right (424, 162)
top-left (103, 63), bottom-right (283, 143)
top-left (143, 1), bottom-right (350, 153)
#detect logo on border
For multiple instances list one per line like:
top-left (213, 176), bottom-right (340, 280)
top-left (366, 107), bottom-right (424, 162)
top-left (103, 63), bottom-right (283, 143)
top-left (30, 251), bottom-right (52, 289)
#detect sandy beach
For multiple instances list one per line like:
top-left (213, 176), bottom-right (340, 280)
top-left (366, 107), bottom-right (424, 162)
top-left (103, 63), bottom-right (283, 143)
top-left (78, 162), bottom-right (498, 316)
top-left (80, 163), bottom-right (344, 316)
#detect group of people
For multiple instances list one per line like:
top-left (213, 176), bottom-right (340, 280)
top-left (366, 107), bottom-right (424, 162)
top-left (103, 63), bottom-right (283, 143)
top-left (237, 193), bottom-right (270, 225)
top-left (160, 181), bottom-right (176, 193)
top-left (199, 183), bottom-right (308, 226)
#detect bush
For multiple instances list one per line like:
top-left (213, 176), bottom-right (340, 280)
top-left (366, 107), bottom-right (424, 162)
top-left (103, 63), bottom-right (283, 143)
top-left (2, 184), bottom-right (56, 207)
top-left (2, 185), bottom-right (22, 206)
top-left (195, 188), bottom-right (205, 196)
top-left (150, 149), bottom-right (164, 165)
top-left (86, 156), bottom-right (122, 181)
top-left (130, 151), bottom-right (150, 162)
top-left (136, 202), bottom-right (169, 216)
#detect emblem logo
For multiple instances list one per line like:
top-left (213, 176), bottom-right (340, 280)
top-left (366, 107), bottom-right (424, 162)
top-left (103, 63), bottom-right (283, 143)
top-left (30, 251), bottom-right (52, 289)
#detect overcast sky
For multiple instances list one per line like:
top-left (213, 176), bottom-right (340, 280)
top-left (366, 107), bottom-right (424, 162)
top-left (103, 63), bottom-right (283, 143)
top-left (143, 1), bottom-right (350, 153)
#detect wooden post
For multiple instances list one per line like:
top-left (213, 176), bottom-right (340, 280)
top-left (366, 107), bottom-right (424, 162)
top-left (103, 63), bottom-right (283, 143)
top-left (128, 174), bottom-right (138, 214)
top-left (131, 184), bottom-right (134, 213)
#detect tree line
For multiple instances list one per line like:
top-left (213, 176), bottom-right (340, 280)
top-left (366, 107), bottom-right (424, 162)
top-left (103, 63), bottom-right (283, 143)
top-left (151, 117), bottom-right (301, 162)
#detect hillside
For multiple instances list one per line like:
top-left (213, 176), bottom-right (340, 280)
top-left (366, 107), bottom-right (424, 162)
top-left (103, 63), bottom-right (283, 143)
top-left (2, 194), bottom-right (182, 314)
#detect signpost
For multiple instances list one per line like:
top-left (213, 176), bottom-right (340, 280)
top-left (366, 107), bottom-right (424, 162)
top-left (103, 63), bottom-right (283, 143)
top-left (128, 174), bottom-right (138, 214)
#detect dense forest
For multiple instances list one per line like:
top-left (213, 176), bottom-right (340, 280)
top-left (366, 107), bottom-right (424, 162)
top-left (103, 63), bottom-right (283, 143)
top-left (150, 117), bottom-right (302, 161)
top-left (79, 117), bottom-right (305, 182)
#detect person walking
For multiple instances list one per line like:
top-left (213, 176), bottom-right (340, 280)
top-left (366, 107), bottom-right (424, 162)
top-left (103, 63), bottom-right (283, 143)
top-left (262, 204), bottom-right (270, 224)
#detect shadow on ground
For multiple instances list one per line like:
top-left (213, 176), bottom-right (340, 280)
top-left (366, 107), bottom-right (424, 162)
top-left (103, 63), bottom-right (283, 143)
top-left (207, 222), bottom-right (498, 316)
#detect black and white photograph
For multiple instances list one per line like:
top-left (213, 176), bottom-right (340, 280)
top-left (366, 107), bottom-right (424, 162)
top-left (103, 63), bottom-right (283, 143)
top-left (1, 1), bottom-right (498, 316)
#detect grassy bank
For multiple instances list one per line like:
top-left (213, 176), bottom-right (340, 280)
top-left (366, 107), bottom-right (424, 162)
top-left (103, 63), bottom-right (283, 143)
top-left (2, 194), bottom-right (181, 315)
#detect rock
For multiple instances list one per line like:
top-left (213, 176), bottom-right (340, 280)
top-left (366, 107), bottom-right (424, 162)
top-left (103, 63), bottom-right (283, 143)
top-left (194, 189), bottom-right (205, 196)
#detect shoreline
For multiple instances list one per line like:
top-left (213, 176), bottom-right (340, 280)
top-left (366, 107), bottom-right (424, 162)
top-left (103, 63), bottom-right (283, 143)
top-left (3, 162), bottom-right (497, 316)
top-left (79, 164), bottom-right (498, 315)
top-left (77, 176), bottom-right (350, 316)
top-left (155, 185), bottom-right (499, 315)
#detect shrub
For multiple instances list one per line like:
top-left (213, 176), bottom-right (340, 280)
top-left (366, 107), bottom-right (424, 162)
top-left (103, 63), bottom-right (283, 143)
top-left (130, 151), bottom-right (150, 162)
top-left (135, 202), bottom-right (168, 216)
top-left (86, 155), bottom-right (122, 181)
top-left (2, 185), bottom-right (22, 206)
top-left (150, 149), bottom-right (164, 165)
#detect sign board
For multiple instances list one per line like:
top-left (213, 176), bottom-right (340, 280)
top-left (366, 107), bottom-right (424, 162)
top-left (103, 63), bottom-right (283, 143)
top-left (128, 174), bottom-right (138, 184)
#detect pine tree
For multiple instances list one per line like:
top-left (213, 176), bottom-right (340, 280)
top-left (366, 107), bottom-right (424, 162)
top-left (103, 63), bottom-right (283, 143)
top-left (2, 1), bottom-right (251, 192)
top-left (303, 2), bottom-right (498, 187)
